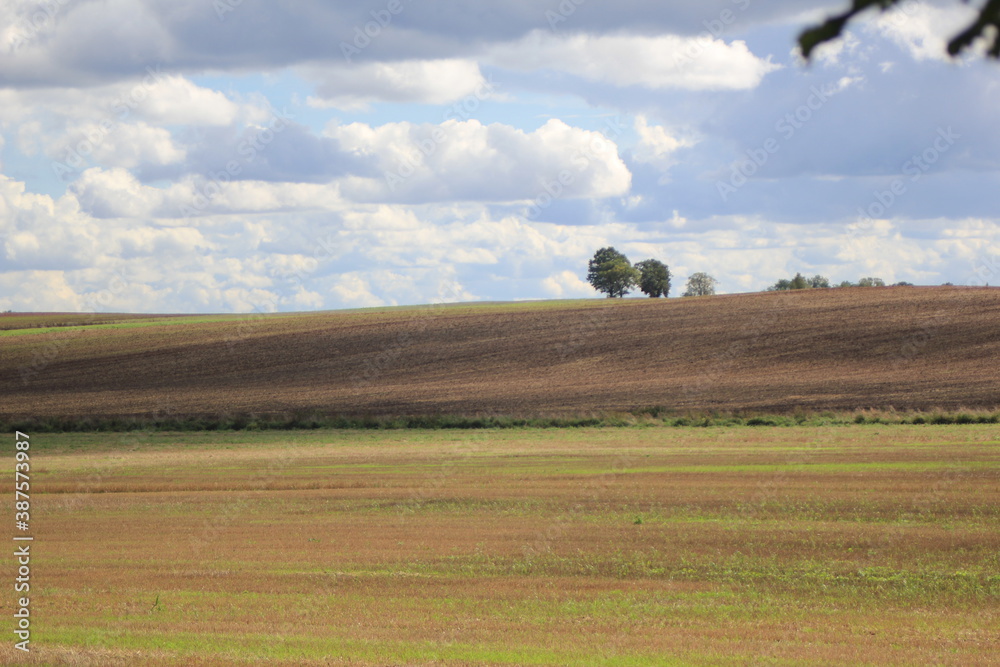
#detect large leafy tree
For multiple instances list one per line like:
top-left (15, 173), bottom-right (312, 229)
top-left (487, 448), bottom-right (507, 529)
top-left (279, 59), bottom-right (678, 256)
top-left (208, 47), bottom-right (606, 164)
top-left (635, 259), bottom-right (671, 298)
top-left (799, 0), bottom-right (1000, 60)
top-left (682, 272), bottom-right (719, 297)
top-left (587, 247), bottom-right (640, 298)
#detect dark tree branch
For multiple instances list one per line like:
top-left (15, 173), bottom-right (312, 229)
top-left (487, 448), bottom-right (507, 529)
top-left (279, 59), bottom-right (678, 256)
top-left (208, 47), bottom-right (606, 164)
top-left (799, 0), bottom-right (1000, 60)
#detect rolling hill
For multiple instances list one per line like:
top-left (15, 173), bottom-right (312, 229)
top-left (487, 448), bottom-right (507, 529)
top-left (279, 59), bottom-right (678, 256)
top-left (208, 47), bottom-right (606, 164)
top-left (3, 286), bottom-right (999, 422)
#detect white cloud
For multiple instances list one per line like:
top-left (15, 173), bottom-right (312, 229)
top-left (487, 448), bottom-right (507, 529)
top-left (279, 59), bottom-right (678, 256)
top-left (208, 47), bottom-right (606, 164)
top-left (632, 115), bottom-right (695, 178)
top-left (330, 273), bottom-right (387, 308)
top-left (0, 271), bottom-right (84, 312)
top-left (874, 2), bottom-right (980, 61)
top-left (306, 59), bottom-right (488, 109)
top-left (140, 75), bottom-right (240, 126)
top-left (326, 117), bottom-right (631, 203)
top-left (542, 269), bottom-right (593, 297)
top-left (72, 121), bottom-right (186, 169)
top-left (2, 168), bottom-right (999, 314)
top-left (488, 30), bottom-right (781, 90)
top-left (15, 121), bottom-right (40, 155)
top-left (70, 168), bottom-right (163, 218)
top-left (69, 168), bottom-right (346, 219)
top-left (0, 176), bottom-right (99, 270)
top-left (1, 4), bottom-right (998, 314)
top-left (809, 31), bottom-right (863, 67)
top-left (0, 74), bottom-right (237, 127)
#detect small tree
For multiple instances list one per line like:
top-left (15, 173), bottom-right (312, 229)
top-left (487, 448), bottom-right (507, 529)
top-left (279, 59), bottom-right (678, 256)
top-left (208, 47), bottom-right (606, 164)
top-left (789, 272), bottom-right (809, 290)
top-left (768, 273), bottom-right (829, 291)
top-left (857, 277), bottom-right (885, 287)
top-left (635, 259), bottom-right (670, 298)
top-left (682, 272), bottom-right (719, 297)
top-left (768, 278), bottom-right (794, 291)
top-left (587, 247), bottom-right (640, 298)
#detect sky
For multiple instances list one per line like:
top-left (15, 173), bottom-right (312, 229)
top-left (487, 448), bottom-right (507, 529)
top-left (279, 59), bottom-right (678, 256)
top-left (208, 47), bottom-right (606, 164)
top-left (1, 0), bottom-right (998, 313)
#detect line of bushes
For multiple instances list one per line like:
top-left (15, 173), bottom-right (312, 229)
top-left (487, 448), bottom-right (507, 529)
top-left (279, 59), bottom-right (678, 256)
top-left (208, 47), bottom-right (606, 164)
top-left (3, 407), bottom-right (999, 433)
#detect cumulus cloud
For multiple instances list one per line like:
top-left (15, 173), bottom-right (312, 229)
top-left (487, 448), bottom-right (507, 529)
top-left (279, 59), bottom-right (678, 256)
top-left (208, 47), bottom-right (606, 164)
top-left (1, 2), bottom-right (998, 314)
top-left (326, 118), bottom-right (631, 203)
top-left (68, 167), bottom-right (347, 219)
top-left (542, 270), bottom-right (594, 298)
top-left (0, 1), bottom-right (826, 87)
top-left (488, 30), bottom-right (781, 90)
top-left (69, 121), bottom-right (186, 169)
top-left (0, 68), bottom-right (239, 126)
top-left (0, 74), bottom-right (246, 177)
top-left (0, 176), bottom-right (99, 271)
top-left (2, 167), bottom-right (999, 314)
top-left (0, 271), bottom-right (84, 312)
top-left (305, 59), bottom-right (488, 109)
top-left (138, 74), bottom-right (240, 126)
top-left (631, 115), bottom-right (696, 180)
top-left (69, 168), bottom-right (163, 218)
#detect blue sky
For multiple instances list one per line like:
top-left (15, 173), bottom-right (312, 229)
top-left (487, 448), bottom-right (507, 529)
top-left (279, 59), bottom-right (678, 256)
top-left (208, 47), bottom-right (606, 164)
top-left (0, 0), bottom-right (998, 312)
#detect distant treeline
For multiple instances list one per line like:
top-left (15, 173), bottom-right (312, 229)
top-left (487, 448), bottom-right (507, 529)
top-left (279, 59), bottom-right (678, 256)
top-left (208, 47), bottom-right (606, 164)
top-left (587, 248), bottom-right (934, 299)
top-left (4, 408), bottom-right (999, 433)
top-left (767, 273), bottom-right (917, 290)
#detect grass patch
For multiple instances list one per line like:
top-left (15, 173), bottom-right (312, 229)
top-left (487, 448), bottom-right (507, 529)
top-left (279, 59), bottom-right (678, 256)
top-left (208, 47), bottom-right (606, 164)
top-left (22, 426), bottom-right (1000, 665)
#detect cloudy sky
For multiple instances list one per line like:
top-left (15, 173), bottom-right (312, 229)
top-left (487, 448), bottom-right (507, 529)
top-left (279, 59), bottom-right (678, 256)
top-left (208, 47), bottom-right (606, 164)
top-left (1, 0), bottom-right (998, 312)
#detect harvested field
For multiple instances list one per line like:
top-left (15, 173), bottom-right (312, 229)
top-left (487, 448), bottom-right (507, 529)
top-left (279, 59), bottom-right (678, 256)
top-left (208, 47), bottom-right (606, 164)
top-left (3, 286), bottom-right (1000, 421)
top-left (3, 426), bottom-right (998, 665)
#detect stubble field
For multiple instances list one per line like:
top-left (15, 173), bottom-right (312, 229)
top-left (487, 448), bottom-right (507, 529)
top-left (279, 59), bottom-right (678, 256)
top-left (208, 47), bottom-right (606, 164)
top-left (4, 425), bottom-right (998, 665)
top-left (4, 287), bottom-right (1000, 423)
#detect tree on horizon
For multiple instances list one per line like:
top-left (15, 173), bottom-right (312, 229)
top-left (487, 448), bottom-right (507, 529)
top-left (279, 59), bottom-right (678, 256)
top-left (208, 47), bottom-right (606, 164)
top-left (635, 259), bottom-right (671, 298)
top-left (682, 272), bottom-right (719, 297)
top-left (587, 247), bottom-right (640, 298)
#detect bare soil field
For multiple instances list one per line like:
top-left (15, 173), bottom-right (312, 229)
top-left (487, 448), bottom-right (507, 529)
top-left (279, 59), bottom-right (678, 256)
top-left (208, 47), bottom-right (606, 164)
top-left (2, 427), bottom-right (997, 665)
top-left (3, 286), bottom-right (999, 420)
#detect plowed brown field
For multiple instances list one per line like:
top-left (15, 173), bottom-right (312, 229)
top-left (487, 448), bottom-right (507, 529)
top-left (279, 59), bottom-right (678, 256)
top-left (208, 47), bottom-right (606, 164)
top-left (4, 286), bottom-right (999, 419)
